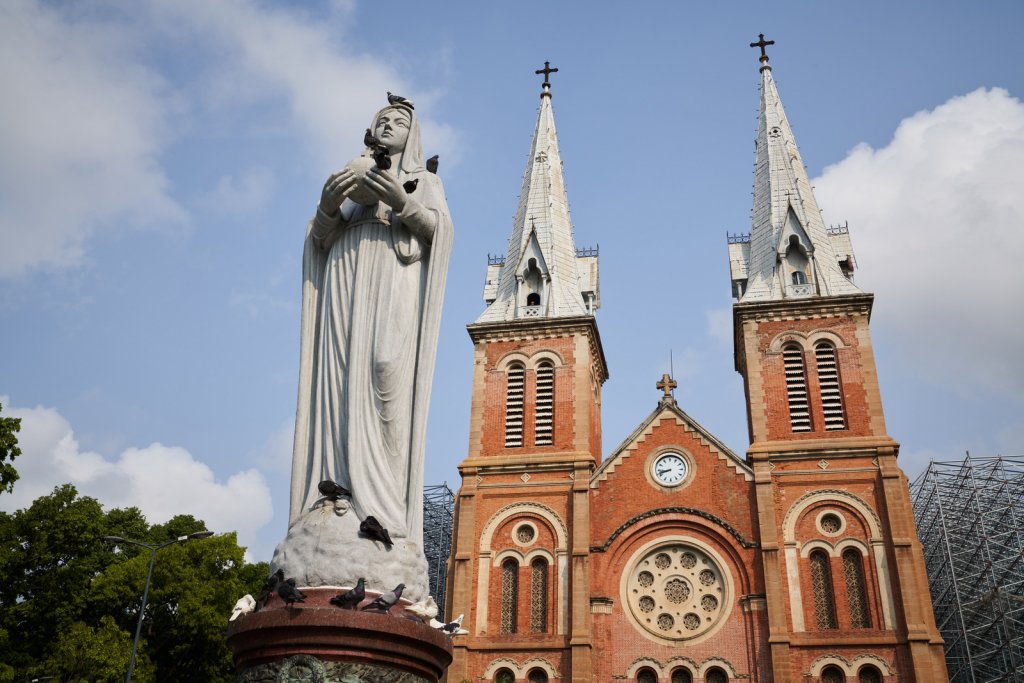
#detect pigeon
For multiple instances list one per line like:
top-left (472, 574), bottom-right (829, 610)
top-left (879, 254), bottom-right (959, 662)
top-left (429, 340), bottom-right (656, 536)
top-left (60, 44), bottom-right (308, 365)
top-left (441, 614), bottom-right (465, 634)
top-left (363, 128), bottom-right (379, 149)
top-left (229, 594), bottom-right (256, 621)
top-left (362, 583), bottom-right (405, 613)
top-left (359, 515), bottom-right (393, 548)
top-left (405, 596), bottom-right (438, 622)
top-left (277, 578), bottom-right (307, 606)
top-left (318, 480), bottom-right (350, 501)
top-left (256, 568), bottom-right (284, 610)
top-left (426, 155), bottom-right (439, 174)
top-left (386, 91), bottom-right (414, 109)
top-left (330, 578), bottom-right (366, 610)
top-left (402, 179), bottom-right (419, 194)
top-left (372, 145), bottom-right (392, 171)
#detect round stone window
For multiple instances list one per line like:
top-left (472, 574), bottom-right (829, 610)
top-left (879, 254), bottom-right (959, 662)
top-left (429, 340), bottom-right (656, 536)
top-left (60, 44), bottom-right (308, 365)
top-left (816, 510), bottom-right (845, 536)
top-left (513, 521), bottom-right (537, 546)
top-left (624, 543), bottom-right (730, 642)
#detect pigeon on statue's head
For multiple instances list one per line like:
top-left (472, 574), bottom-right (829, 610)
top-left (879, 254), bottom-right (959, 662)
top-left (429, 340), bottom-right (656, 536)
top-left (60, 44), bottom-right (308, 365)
top-left (330, 578), bottom-right (366, 610)
top-left (359, 515), bottom-right (393, 548)
top-left (361, 583), bottom-right (405, 613)
top-left (386, 91), bottom-right (414, 109)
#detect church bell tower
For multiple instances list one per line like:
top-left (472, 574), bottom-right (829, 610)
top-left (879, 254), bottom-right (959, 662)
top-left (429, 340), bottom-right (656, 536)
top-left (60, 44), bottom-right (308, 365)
top-left (445, 64), bottom-right (607, 683)
top-left (730, 36), bottom-right (949, 682)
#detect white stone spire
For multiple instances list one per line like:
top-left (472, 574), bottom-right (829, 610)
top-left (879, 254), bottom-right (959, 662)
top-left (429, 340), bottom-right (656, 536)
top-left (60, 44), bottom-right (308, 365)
top-left (730, 41), bottom-right (861, 302)
top-left (476, 71), bottom-right (599, 324)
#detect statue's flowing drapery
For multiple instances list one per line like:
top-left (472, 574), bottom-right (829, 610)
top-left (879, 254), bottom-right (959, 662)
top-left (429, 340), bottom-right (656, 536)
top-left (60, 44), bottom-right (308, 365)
top-left (289, 105), bottom-right (452, 547)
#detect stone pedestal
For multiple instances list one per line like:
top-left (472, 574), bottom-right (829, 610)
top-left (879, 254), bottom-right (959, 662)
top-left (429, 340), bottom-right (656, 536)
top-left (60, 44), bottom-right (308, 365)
top-left (227, 588), bottom-right (453, 683)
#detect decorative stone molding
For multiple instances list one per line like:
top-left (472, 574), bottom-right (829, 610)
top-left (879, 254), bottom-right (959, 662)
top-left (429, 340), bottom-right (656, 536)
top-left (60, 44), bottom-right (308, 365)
top-left (590, 507), bottom-right (759, 552)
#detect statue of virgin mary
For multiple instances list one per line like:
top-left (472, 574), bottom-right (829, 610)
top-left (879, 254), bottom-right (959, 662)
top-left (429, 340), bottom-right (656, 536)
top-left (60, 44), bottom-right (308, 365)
top-left (272, 97), bottom-right (452, 599)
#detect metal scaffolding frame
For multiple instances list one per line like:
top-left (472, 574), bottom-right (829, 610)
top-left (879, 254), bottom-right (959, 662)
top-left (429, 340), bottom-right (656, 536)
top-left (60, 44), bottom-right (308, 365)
top-left (910, 455), bottom-right (1024, 683)
top-left (423, 482), bottom-right (455, 614)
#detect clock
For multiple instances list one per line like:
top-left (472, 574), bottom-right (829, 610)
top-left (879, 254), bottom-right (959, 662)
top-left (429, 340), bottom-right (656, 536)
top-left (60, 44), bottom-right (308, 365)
top-left (652, 452), bottom-right (689, 486)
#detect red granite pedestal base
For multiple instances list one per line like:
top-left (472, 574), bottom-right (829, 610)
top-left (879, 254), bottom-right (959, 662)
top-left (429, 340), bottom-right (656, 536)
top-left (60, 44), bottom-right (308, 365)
top-left (227, 588), bottom-right (453, 683)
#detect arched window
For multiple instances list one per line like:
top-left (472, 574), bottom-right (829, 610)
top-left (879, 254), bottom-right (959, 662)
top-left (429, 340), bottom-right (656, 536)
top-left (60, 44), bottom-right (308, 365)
top-left (534, 361), bottom-right (554, 446)
top-left (495, 668), bottom-right (515, 683)
top-left (810, 550), bottom-right (837, 629)
top-left (527, 669), bottom-right (549, 683)
top-left (792, 270), bottom-right (807, 285)
top-left (504, 363), bottom-right (525, 447)
top-left (843, 549), bottom-right (871, 628)
top-left (526, 292), bottom-right (541, 306)
top-left (706, 669), bottom-right (728, 683)
top-left (530, 557), bottom-right (548, 632)
top-left (500, 559), bottom-right (518, 634)
top-left (821, 666), bottom-right (845, 683)
top-left (857, 665), bottom-right (882, 683)
top-left (671, 667), bottom-right (693, 683)
top-left (815, 341), bottom-right (846, 430)
top-left (783, 343), bottom-right (812, 432)
top-left (636, 668), bottom-right (658, 683)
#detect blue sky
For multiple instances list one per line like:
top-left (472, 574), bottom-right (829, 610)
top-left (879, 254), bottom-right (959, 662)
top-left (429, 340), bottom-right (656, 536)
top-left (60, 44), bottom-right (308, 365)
top-left (2, 0), bottom-right (1023, 561)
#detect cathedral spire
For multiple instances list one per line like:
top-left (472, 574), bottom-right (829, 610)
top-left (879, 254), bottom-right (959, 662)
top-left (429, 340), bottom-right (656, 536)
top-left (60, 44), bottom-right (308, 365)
top-left (476, 64), bottom-right (599, 323)
top-left (731, 37), bottom-right (861, 302)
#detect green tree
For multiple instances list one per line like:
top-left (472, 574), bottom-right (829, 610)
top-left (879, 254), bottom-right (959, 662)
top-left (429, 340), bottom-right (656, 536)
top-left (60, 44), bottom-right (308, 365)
top-left (0, 403), bottom-right (21, 495)
top-left (40, 616), bottom-right (156, 683)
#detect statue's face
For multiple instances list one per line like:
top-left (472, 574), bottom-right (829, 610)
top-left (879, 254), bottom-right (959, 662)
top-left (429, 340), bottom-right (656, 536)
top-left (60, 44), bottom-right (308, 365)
top-left (374, 108), bottom-right (411, 154)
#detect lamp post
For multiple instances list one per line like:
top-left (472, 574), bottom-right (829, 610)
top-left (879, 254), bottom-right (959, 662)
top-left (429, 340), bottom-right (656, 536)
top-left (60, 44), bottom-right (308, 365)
top-left (102, 530), bottom-right (215, 683)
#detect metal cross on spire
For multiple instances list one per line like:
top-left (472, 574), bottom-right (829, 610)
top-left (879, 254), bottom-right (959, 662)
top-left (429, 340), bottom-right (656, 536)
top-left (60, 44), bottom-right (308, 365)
top-left (750, 33), bottom-right (775, 64)
top-left (535, 61), bottom-right (559, 97)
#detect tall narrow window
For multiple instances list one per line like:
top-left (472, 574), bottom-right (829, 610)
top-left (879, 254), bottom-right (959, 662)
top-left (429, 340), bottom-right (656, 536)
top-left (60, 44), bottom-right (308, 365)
top-left (505, 364), bottom-right (525, 447)
top-left (857, 666), bottom-right (882, 683)
top-left (530, 557), bottom-right (548, 632)
top-left (500, 559), bottom-right (518, 634)
top-left (843, 549), bottom-right (871, 628)
top-left (810, 550), bottom-right (838, 629)
top-left (535, 361), bottom-right (554, 445)
top-left (821, 666), bottom-right (845, 683)
top-left (783, 344), bottom-right (812, 432)
top-left (815, 342), bottom-right (846, 430)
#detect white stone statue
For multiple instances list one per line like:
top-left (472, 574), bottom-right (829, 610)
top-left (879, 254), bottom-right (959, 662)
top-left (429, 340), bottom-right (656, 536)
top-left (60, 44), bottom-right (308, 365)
top-left (271, 97), bottom-right (452, 600)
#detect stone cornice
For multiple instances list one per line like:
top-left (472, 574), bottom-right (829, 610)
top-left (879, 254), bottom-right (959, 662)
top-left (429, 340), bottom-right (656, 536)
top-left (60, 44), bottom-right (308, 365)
top-left (733, 293), bottom-right (875, 325)
top-left (459, 451), bottom-right (596, 472)
top-left (466, 315), bottom-right (608, 381)
top-left (747, 435), bottom-right (900, 460)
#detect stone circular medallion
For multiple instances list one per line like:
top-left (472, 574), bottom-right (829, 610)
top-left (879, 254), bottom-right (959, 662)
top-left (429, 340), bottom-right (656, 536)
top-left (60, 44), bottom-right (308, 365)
top-left (624, 542), bottom-right (730, 642)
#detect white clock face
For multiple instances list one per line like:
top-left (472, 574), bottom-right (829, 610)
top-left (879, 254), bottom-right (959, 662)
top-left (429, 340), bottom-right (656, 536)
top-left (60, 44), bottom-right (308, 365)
top-left (653, 453), bottom-right (688, 486)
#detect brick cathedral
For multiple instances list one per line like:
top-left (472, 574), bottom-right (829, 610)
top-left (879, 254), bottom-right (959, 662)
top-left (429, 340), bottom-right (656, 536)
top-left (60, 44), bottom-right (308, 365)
top-left (443, 43), bottom-right (948, 683)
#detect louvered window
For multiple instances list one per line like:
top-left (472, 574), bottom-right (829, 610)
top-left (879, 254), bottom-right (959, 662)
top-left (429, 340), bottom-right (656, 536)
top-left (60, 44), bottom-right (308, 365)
top-left (843, 549), bottom-right (871, 628)
top-left (857, 666), bottom-right (882, 683)
top-left (500, 559), bottom-right (518, 633)
top-left (783, 344), bottom-right (812, 432)
top-left (810, 550), bottom-right (838, 629)
top-left (530, 558), bottom-right (548, 632)
top-left (821, 666), bottom-right (845, 683)
top-left (535, 361), bottom-right (554, 445)
top-left (504, 364), bottom-right (525, 447)
top-left (815, 342), bottom-right (846, 430)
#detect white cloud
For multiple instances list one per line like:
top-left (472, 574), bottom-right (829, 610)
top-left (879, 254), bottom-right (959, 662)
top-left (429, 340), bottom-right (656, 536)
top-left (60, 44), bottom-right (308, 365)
top-left (814, 88), bottom-right (1024, 398)
top-left (0, 399), bottom-right (274, 557)
top-left (0, 1), bottom-right (187, 278)
top-left (706, 308), bottom-right (732, 346)
top-left (203, 166), bottom-right (275, 216)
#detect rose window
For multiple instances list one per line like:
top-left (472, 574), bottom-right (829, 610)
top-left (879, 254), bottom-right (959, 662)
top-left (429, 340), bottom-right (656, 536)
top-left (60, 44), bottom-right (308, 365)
top-left (626, 543), bottom-right (729, 641)
top-left (516, 524), bottom-right (536, 544)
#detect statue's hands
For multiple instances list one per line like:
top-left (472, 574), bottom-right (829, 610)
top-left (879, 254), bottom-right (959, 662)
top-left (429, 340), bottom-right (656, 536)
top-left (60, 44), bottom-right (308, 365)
top-left (320, 169), bottom-right (358, 216)
top-left (363, 168), bottom-right (407, 213)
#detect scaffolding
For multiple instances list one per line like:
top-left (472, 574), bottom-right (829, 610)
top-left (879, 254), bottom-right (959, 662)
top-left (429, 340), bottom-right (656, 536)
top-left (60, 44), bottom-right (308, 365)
top-left (423, 482), bottom-right (455, 614)
top-left (910, 455), bottom-right (1024, 683)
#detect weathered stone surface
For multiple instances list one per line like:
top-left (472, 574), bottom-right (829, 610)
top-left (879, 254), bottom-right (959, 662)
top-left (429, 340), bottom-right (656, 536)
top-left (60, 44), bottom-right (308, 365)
top-left (237, 655), bottom-right (430, 683)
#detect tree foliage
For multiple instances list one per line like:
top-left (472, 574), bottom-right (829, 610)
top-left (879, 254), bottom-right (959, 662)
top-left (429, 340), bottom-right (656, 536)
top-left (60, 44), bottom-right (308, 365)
top-left (0, 485), bottom-right (268, 682)
top-left (0, 402), bottom-right (21, 495)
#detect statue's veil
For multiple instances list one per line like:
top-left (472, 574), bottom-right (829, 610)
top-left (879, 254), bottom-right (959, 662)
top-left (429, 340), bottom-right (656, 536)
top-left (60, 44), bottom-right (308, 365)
top-left (370, 104), bottom-right (423, 174)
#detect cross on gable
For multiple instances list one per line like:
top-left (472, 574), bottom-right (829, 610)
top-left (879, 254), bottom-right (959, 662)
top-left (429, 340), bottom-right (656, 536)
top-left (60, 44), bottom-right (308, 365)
top-left (750, 33), bottom-right (775, 63)
top-left (656, 373), bottom-right (677, 399)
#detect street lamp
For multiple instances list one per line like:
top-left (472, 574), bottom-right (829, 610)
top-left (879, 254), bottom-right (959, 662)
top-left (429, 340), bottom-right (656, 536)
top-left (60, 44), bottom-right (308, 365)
top-left (102, 530), bottom-right (215, 683)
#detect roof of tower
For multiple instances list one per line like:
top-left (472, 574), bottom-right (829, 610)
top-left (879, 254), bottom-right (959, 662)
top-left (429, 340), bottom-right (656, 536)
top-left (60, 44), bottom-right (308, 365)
top-left (737, 39), bottom-right (862, 302)
top-left (474, 67), bottom-right (597, 324)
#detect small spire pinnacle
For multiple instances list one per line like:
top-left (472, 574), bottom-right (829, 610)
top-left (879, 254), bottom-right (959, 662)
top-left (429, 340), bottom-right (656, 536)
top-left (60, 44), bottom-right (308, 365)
top-left (656, 373), bottom-right (678, 405)
top-left (535, 61), bottom-right (559, 98)
top-left (750, 33), bottom-right (775, 71)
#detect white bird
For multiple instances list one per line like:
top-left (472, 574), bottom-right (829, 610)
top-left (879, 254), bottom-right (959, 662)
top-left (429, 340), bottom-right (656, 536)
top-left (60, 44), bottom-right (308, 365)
top-left (439, 613), bottom-right (467, 635)
top-left (229, 594), bottom-right (256, 621)
top-left (405, 596), bottom-right (439, 622)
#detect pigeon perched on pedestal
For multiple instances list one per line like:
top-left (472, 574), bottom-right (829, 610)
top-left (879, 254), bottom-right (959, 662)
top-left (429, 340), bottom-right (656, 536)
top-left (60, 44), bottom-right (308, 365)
top-left (361, 583), bottom-right (405, 613)
top-left (441, 614), bottom-right (466, 634)
top-left (359, 515), bottom-right (393, 548)
top-left (277, 578), bottom-right (306, 607)
top-left (318, 480), bottom-right (350, 501)
top-left (229, 594), bottom-right (256, 621)
top-left (256, 568), bottom-right (284, 610)
top-left (405, 596), bottom-right (439, 622)
top-left (330, 578), bottom-right (366, 610)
